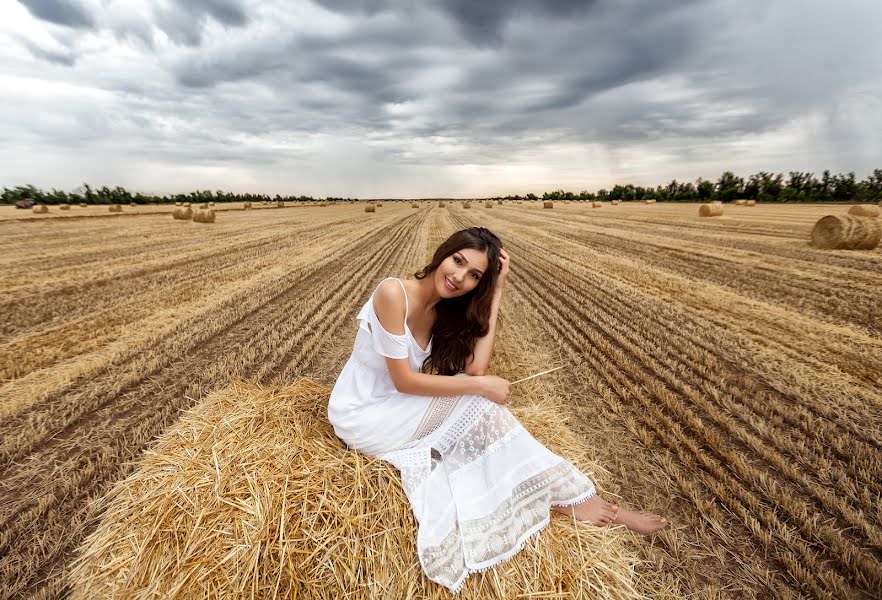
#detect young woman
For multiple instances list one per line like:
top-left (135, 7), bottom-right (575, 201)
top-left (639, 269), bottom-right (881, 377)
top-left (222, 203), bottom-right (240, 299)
top-left (328, 226), bottom-right (667, 593)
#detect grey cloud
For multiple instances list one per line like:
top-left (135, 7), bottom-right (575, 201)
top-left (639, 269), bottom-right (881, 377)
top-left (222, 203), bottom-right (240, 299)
top-left (155, 0), bottom-right (250, 46)
top-left (19, 36), bottom-right (77, 65)
top-left (18, 0), bottom-right (95, 29)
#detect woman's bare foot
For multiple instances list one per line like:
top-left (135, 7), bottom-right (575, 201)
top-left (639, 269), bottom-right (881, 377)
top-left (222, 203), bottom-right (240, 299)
top-left (612, 507), bottom-right (668, 535)
top-left (553, 495), bottom-right (668, 535)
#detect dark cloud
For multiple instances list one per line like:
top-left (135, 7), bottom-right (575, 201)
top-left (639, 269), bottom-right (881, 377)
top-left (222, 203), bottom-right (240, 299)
top-left (19, 36), bottom-right (77, 65)
top-left (155, 0), bottom-right (250, 46)
top-left (18, 0), bottom-right (95, 29)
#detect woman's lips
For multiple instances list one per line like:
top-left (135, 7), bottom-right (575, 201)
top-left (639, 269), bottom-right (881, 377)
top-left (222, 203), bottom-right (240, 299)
top-left (444, 276), bottom-right (458, 291)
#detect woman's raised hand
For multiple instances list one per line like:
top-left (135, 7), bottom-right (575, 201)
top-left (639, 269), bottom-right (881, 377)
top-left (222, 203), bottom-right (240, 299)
top-left (473, 375), bottom-right (512, 405)
top-left (496, 248), bottom-right (509, 292)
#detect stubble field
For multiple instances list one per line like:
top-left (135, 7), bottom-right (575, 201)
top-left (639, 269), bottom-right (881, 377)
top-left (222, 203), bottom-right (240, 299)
top-left (0, 200), bottom-right (879, 599)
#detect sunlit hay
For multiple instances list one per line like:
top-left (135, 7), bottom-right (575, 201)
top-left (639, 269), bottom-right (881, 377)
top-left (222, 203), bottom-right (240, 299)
top-left (33, 205), bottom-right (49, 213)
top-left (745, 200), bottom-right (756, 206)
top-left (485, 201), bottom-right (493, 208)
top-left (412, 202), bottom-right (419, 208)
top-left (192, 208), bottom-right (216, 224)
top-left (60, 204), bottom-right (70, 210)
top-left (848, 205), bottom-right (880, 218)
top-left (79, 203), bottom-right (87, 207)
top-left (130, 203), bottom-right (137, 207)
top-left (184, 202), bottom-right (192, 207)
top-left (276, 201), bottom-right (285, 208)
top-left (699, 203), bottom-right (724, 217)
top-left (811, 215), bottom-right (881, 250)
top-left (108, 204), bottom-right (122, 212)
top-left (463, 201), bottom-right (471, 209)
top-left (175, 202), bottom-right (182, 206)
top-left (544, 201), bottom-right (553, 209)
top-left (69, 379), bottom-right (644, 600)
top-left (365, 205), bottom-right (376, 213)
top-left (172, 207), bottom-right (193, 220)
top-left (611, 200), bottom-right (620, 205)
top-left (439, 201), bottom-right (446, 207)
top-left (244, 202), bottom-right (252, 209)
top-left (592, 202), bottom-right (602, 208)
top-left (376, 202), bottom-right (383, 207)
top-left (735, 200), bottom-right (747, 206)
top-left (641, 199), bottom-right (656, 204)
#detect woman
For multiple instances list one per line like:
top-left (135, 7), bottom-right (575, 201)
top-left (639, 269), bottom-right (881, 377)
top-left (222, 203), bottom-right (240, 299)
top-left (328, 226), bottom-right (667, 593)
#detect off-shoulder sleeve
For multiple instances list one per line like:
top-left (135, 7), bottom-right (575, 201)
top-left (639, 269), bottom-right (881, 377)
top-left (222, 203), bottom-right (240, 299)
top-left (358, 293), bottom-right (409, 359)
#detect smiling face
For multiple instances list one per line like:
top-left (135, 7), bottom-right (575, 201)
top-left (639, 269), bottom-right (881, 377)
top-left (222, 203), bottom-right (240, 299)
top-left (433, 247), bottom-right (489, 298)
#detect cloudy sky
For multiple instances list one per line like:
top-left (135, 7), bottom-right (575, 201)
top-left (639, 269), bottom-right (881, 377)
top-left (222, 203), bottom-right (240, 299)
top-left (1, 0), bottom-right (880, 198)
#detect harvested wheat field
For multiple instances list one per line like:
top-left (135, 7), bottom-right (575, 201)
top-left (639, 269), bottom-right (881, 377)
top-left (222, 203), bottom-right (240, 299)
top-left (0, 201), bottom-right (880, 599)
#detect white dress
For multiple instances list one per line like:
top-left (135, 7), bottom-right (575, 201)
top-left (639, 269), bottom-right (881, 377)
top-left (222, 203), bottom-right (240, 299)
top-left (328, 277), bottom-right (597, 593)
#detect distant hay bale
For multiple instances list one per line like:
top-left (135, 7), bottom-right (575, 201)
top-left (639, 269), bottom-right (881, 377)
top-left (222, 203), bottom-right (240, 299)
top-left (848, 205), bottom-right (880, 218)
top-left (183, 202), bottom-right (192, 207)
top-left (175, 202), bottom-right (182, 206)
top-left (276, 201), bottom-right (285, 208)
top-left (745, 200), bottom-right (756, 206)
top-left (497, 200), bottom-right (503, 205)
top-left (463, 201), bottom-right (471, 209)
top-left (69, 379), bottom-right (642, 600)
top-left (243, 202), bottom-right (252, 209)
top-left (591, 202), bottom-right (602, 208)
top-left (611, 200), bottom-right (620, 205)
top-left (130, 203), bottom-right (137, 207)
top-left (79, 203), bottom-right (87, 207)
top-left (172, 207), bottom-right (193, 220)
top-left (699, 203), bottom-right (724, 217)
top-left (735, 200), bottom-right (747, 206)
top-left (439, 201), bottom-right (446, 207)
top-left (198, 203), bottom-right (209, 209)
top-left (192, 208), bottom-right (216, 223)
top-left (411, 202), bottom-right (419, 208)
top-left (108, 204), bottom-right (122, 212)
top-left (60, 204), bottom-right (70, 210)
top-left (365, 204), bottom-right (376, 213)
top-left (485, 201), bottom-right (493, 208)
top-left (209, 202), bottom-right (216, 207)
top-left (544, 201), bottom-right (553, 209)
top-left (33, 205), bottom-right (49, 213)
top-left (811, 215), bottom-right (881, 250)
top-left (376, 202), bottom-right (383, 207)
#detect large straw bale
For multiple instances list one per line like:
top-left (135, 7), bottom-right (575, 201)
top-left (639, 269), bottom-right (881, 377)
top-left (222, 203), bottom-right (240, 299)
top-left (734, 200), bottom-right (747, 206)
top-left (811, 215), bottom-right (881, 250)
top-left (175, 202), bottom-right (182, 206)
top-left (745, 200), bottom-right (756, 206)
top-left (172, 207), bottom-right (193, 220)
top-left (59, 204), bottom-right (70, 210)
top-left (276, 201), bottom-right (285, 208)
top-left (485, 201), bottom-right (493, 208)
top-left (70, 379), bottom-right (644, 600)
top-left (108, 204), bottom-right (122, 212)
top-left (497, 200), bottom-right (503, 205)
top-left (463, 201), bottom-right (471, 208)
top-left (611, 200), bottom-right (620, 205)
top-left (543, 201), bottom-right (553, 209)
top-left (33, 204), bottom-right (49, 213)
top-left (699, 203), bottom-right (724, 217)
top-left (592, 202), bottom-right (602, 208)
top-left (365, 204), bottom-right (376, 213)
top-left (192, 208), bottom-right (216, 223)
top-left (377, 202), bottom-right (383, 207)
top-left (412, 202), bottom-right (419, 208)
top-left (438, 201), bottom-right (446, 207)
top-left (848, 205), bottom-right (880, 218)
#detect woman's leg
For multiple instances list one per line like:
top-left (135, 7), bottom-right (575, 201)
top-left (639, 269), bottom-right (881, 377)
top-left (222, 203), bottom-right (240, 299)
top-left (553, 495), bottom-right (668, 535)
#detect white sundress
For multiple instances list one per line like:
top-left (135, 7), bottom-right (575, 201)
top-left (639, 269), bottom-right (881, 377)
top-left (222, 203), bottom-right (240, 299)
top-left (327, 277), bottom-right (597, 593)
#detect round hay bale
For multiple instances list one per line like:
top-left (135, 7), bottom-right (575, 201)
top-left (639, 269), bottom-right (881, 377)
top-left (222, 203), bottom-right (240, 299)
top-left (463, 201), bottom-right (471, 209)
top-left (734, 200), bottom-right (747, 206)
top-left (197, 203), bottom-right (209, 209)
top-left (497, 200), bottom-right (503, 205)
top-left (108, 204), bottom-right (122, 212)
top-left (183, 202), bottom-right (192, 207)
top-left (411, 202), bottom-right (419, 208)
top-left (485, 201), bottom-right (493, 208)
top-left (276, 201), bottom-right (285, 208)
top-left (611, 200), bottom-right (620, 206)
top-left (192, 208), bottom-right (216, 223)
top-left (172, 207), bottom-right (193, 220)
top-left (591, 202), bottom-right (602, 208)
top-left (745, 200), bottom-right (756, 206)
top-left (365, 204), bottom-right (376, 213)
top-left (811, 215), bottom-right (881, 250)
top-left (699, 203), bottom-right (724, 217)
top-left (69, 379), bottom-right (642, 600)
top-left (438, 201), bottom-right (446, 207)
top-left (33, 204), bottom-right (49, 213)
top-left (243, 202), bottom-right (252, 209)
top-left (174, 202), bottom-right (182, 206)
top-left (376, 202), bottom-right (383, 207)
top-left (79, 203), bottom-right (87, 207)
top-left (848, 205), bottom-right (880, 218)
top-left (543, 201), bottom-right (553, 209)
top-left (130, 202), bottom-right (137, 207)
top-left (60, 204), bottom-right (71, 210)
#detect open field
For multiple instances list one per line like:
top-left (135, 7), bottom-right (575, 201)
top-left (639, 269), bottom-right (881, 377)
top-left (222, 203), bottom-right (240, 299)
top-left (0, 201), bottom-right (880, 598)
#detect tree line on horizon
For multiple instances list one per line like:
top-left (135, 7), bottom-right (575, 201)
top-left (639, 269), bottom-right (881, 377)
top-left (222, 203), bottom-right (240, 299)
top-left (3, 169), bottom-right (881, 205)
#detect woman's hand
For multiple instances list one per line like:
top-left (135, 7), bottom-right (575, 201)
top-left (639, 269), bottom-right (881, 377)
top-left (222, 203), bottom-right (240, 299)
top-left (495, 248), bottom-right (509, 293)
top-left (473, 375), bottom-right (512, 405)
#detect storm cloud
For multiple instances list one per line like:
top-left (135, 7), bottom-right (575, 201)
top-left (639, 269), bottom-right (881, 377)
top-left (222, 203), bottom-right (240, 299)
top-left (1, 0), bottom-right (880, 197)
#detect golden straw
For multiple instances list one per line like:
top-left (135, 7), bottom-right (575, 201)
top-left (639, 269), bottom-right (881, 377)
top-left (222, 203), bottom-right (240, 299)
top-left (510, 365), bottom-right (567, 385)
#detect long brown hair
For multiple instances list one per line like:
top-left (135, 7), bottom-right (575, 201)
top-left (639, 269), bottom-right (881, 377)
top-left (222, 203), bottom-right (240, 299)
top-left (415, 227), bottom-right (503, 375)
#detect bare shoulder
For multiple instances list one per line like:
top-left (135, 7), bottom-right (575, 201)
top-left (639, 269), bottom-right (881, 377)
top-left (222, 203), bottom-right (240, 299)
top-left (373, 279), bottom-right (406, 335)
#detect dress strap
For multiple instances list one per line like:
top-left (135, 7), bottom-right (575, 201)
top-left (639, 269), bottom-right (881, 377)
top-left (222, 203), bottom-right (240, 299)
top-left (392, 278), bottom-right (409, 320)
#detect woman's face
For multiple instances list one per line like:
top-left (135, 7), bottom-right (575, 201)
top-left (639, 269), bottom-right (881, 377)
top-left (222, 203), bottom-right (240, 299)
top-left (433, 247), bottom-right (490, 298)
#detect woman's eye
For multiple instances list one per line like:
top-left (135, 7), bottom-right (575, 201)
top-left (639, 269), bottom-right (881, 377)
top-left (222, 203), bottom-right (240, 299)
top-left (454, 257), bottom-right (461, 264)
top-left (472, 273), bottom-right (479, 280)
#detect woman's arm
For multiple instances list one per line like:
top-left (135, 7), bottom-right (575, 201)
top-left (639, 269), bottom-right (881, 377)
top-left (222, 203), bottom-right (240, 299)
top-left (464, 247), bottom-right (509, 376)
